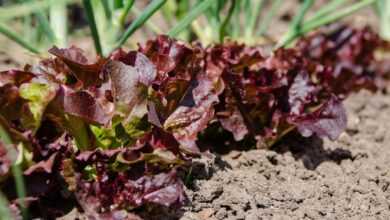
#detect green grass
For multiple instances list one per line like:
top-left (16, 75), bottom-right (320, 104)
top-left (277, 0), bottom-right (377, 48)
top-left (0, 0), bottom-right (379, 55)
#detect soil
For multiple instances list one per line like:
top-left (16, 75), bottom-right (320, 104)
top-left (176, 89), bottom-right (390, 220)
top-left (1, 1), bottom-right (389, 219)
top-left (55, 69), bottom-right (390, 220)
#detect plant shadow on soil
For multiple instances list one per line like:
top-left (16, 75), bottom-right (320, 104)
top-left (198, 122), bottom-right (353, 172)
top-left (150, 133), bottom-right (353, 220)
top-left (272, 134), bottom-right (353, 170)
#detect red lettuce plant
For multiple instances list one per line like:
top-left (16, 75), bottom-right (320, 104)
top-left (0, 26), bottom-right (387, 219)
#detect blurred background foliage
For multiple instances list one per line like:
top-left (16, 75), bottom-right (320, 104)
top-left (0, 0), bottom-right (386, 64)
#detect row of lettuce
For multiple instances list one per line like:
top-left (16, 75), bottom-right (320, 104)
top-left (0, 25), bottom-right (388, 219)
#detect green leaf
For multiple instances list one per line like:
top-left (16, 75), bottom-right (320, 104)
top-left (244, 0), bottom-right (264, 39)
top-left (276, 0), bottom-right (375, 48)
top-left (101, 0), bottom-right (112, 20)
top-left (116, 0), bottom-right (167, 49)
top-left (64, 114), bottom-right (91, 151)
top-left (219, 0), bottom-right (236, 42)
top-left (0, 0), bottom-right (76, 21)
top-left (11, 158), bottom-right (27, 218)
top-left (119, 0), bottom-right (135, 27)
top-left (257, 0), bottom-right (283, 36)
top-left (122, 116), bottom-right (150, 140)
top-left (376, 0), bottom-right (390, 40)
top-left (0, 23), bottom-right (40, 54)
top-left (83, 165), bottom-right (97, 181)
top-left (82, 0), bottom-right (103, 55)
top-left (167, 0), bottom-right (214, 37)
top-left (130, 6), bottom-right (163, 34)
top-left (277, 0), bottom-right (314, 47)
top-left (35, 11), bottom-right (56, 44)
top-left (19, 83), bottom-right (56, 131)
top-left (308, 0), bottom-right (346, 22)
top-left (0, 124), bottom-right (12, 145)
top-left (50, 0), bottom-right (68, 47)
top-left (90, 116), bottom-right (150, 149)
top-left (0, 192), bottom-right (12, 220)
top-left (90, 124), bottom-right (125, 148)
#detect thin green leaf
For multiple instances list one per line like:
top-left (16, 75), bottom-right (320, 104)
top-left (113, 0), bottom-right (124, 9)
top-left (168, 0), bottom-right (214, 37)
top-left (219, 0), bottom-right (236, 42)
top-left (0, 125), bottom-right (27, 219)
top-left (161, 0), bottom-right (177, 26)
top-left (0, 124), bottom-right (12, 145)
top-left (50, 0), bottom-right (68, 47)
top-left (290, 0), bottom-right (314, 31)
top-left (244, 0), bottom-right (252, 28)
top-left (101, 0), bottom-right (112, 20)
top-left (64, 114), bottom-right (91, 150)
top-left (22, 13), bottom-right (33, 44)
top-left (11, 165), bottom-right (27, 219)
top-left (82, 0), bottom-right (103, 55)
top-left (308, 0), bottom-right (346, 21)
top-left (245, 0), bottom-right (264, 37)
top-left (0, 192), bottom-right (12, 220)
top-left (119, 0), bottom-right (135, 27)
top-left (277, 0), bottom-right (376, 48)
top-left (214, 0), bottom-right (225, 23)
top-left (35, 12), bottom-right (56, 44)
top-left (376, 0), bottom-right (390, 40)
top-left (0, 23), bottom-right (40, 54)
top-left (257, 0), bottom-right (283, 36)
top-left (302, 0), bottom-right (376, 32)
top-left (231, 0), bottom-right (242, 38)
top-left (0, 0), bottom-right (76, 21)
top-left (130, 6), bottom-right (163, 34)
top-left (277, 0), bottom-right (314, 47)
top-left (116, 0), bottom-right (166, 49)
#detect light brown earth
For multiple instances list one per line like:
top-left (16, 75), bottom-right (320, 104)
top-left (179, 89), bottom-right (390, 220)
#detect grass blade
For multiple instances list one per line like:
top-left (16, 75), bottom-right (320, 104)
top-left (50, 0), bottom-right (68, 47)
top-left (0, 192), bottom-right (12, 220)
top-left (290, 0), bottom-right (314, 31)
top-left (0, 23), bottom-right (40, 54)
top-left (302, 0), bottom-right (376, 32)
top-left (0, 0), bottom-right (75, 21)
top-left (116, 0), bottom-right (166, 49)
top-left (82, 0), bottom-right (103, 55)
top-left (376, 0), bottom-right (390, 40)
top-left (308, 0), bottom-right (346, 21)
top-left (113, 0), bottom-right (124, 9)
top-left (101, 0), bottom-right (112, 21)
top-left (130, 6), bottom-right (163, 34)
top-left (65, 114), bottom-right (91, 150)
top-left (168, 0), bottom-right (214, 37)
top-left (277, 0), bottom-right (375, 48)
top-left (277, 0), bottom-right (314, 47)
top-left (231, 0), bottom-right (242, 38)
top-left (0, 125), bottom-right (27, 219)
top-left (245, 0), bottom-right (264, 38)
top-left (35, 12), bottom-right (56, 44)
top-left (257, 0), bottom-right (283, 36)
top-left (219, 0), bottom-right (236, 42)
top-left (11, 164), bottom-right (27, 219)
top-left (119, 0), bottom-right (135, 27)
top-left (0, 124), bottom-right (12, 145)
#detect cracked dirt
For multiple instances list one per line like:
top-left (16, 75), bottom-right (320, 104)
top-left (179, 89), bottom-right (390, 220)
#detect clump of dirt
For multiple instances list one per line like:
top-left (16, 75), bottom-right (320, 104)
top-left (179, 89), bottom-right (390, 220)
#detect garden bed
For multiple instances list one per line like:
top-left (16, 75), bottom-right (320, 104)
top-left (180, 89), bottom-right (390, 220)
top-left (1, 1), bottom-right (390, 220)
top-left (60, 88), bottom-right (390, 220)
